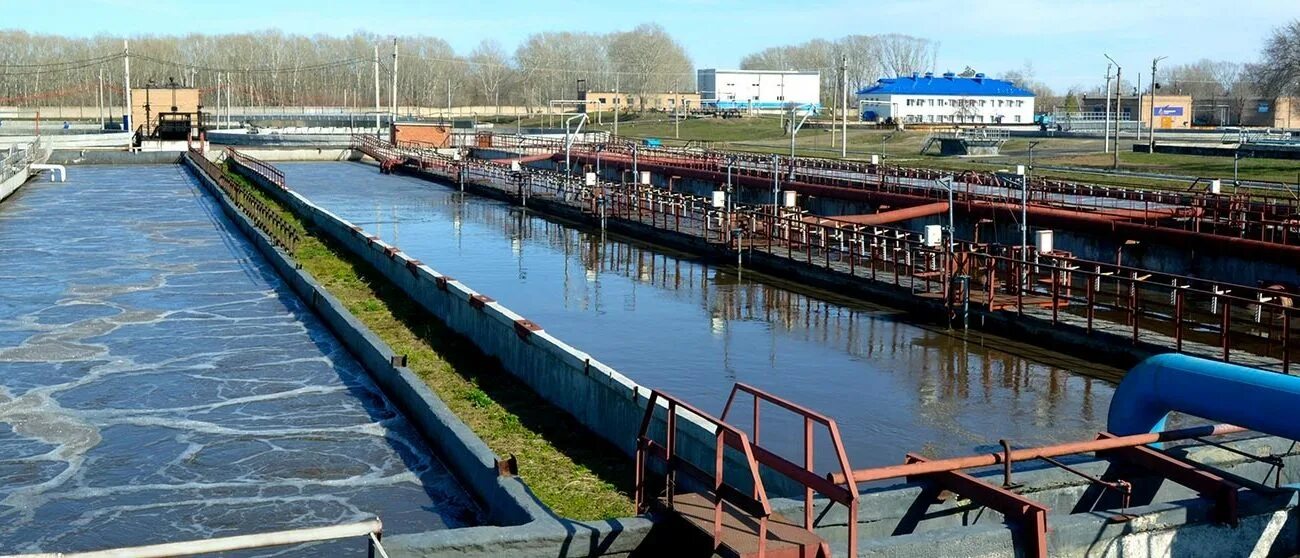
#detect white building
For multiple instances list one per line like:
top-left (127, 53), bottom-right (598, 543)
top-left (697, 69), bottom-right (821, 112)
top-left (856, 72), bottom-right (1035, 125)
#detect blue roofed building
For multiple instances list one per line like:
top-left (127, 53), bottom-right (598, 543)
top-left (856, 72), bottom-right (1035, 125)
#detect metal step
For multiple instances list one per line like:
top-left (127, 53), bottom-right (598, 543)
top-left (664, 493), bottom-right (829, 558)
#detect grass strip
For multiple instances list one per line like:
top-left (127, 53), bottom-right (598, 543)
top-left (221, 162), bottom-right (636, 520)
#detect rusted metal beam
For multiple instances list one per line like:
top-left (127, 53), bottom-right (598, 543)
top-left (1096, 433), bottom-right (1241, 526)
top-left (831, 424), bottom-right (1244, 485)
top-left (905, 454), bottom-right (1049, 558)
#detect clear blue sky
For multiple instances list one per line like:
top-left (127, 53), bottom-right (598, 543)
top-left (6, 0), bottom-right (1297, 91)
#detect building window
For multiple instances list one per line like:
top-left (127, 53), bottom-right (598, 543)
top-left (928, 99), bottom-right (935, 107)
top-left (777, 95), bottom-right (784, 101)
top-left (1014, 115), bottom-right (1021, 122)
top-left (599, 97), bottom-right (607, 104)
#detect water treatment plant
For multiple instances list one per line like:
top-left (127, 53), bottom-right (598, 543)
top-left (5, 8), bottom-right (1300, 557)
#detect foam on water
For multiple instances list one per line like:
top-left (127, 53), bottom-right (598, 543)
top-left (0, 165), bottom-right (479, 553)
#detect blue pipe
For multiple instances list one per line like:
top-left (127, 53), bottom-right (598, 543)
top-left (1108, 353), bottom-right (1300, 439)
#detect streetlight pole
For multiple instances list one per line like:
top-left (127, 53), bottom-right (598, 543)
top-left (1104, 54), bottom-right (1122, 170)
top-left (937, 176), bottom-right (955, 255)
top-left (1149, 56), bottom-right (1167, 154)
top-left (788, 106), bottom-right (812, 179)
top-left (1103, 63), bottom-right (1113, 154)
top-left (1022, 141), bottom-right (1039, 265)
top-left (771, 155), bottom-right (780, 212)
top-left (841, 54), bottom-right (849, 158)
top-left (1234, 150), bottom-right (1242, 186)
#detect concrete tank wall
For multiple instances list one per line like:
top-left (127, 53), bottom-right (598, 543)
top-left (227, 159), bottom-right (751, 501)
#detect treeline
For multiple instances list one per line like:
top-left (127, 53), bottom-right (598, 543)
top-left (0, 25), bottom-right (693, 109)
top-left (0, 27), bottom-right (940, 110)
top-left (11, 21), bottom-right (1286, 114)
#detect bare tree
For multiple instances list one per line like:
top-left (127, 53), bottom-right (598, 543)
top-left (1248, 19), bottom-right (1300, 97)
top-left (876, 34), bottom-right (937, 78)
top-left (468, 39), bottom-right (510, 111)
top-left (606, 23), bottom-right (693, 100)
top-left (1001, 62), bottom-right (1057, 109)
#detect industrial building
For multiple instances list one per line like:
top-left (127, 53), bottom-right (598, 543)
top-left (856, 72), bottom-right (1035, 125)
top-left (1195, 96), bottom-right (1300, 128)
top-left (578, 91), bottom-right (700, 113)
top-left (696, 68), bottom-right (821, 112)
top-left (130, 80), bottom-right (202, 139)
top-left (1078, 93), bottom-right (1194, 129)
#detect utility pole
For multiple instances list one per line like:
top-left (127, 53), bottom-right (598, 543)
top-left (771, 155), bottom-right (780, 212)
top-left (216, 72), bottom-right (222, 130)
top-left (226, 73), bottom-right (233, 129)
top-left (123, 40), bottom-right (132, 132)
top-left (1149, 56), bottom-right (1167, 153)
top-left (831, 66), bottom-right (839, 149)
top-left (447, 78), bottom-right (452, 119)
top-left (97, 67), bottom-right (104, 127)
top-left (1103, 64), bottom-right (1113, 154)
top-left (613, 74), bottom-right (620, 139)
top-left (391, 39), bottom-right (398, 123)
top-left (373, 45), bottom-right (381, 136)
top-left (1112, 61), bottom-right (1122, 170)
top-left (841, 54), bottom-right (849, 158)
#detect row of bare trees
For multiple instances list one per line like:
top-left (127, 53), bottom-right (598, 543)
top-left (0, 25), bottom-right (693, 111)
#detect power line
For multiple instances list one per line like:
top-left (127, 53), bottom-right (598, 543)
top-left (131, 53), bottom-right (368, 74)
top-left (0, 53), bottom-right (123, 68)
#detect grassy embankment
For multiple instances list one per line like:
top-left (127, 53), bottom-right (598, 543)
top-left (221, 163), bottom-right (635, 520)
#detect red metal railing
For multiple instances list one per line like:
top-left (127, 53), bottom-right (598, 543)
top-left (635, 388), bottom-right (774, 555)
top-left (359, 136), bottom-right (1298, 373)
top-left (485, 133), bottom-right (1300, 247)
top-left (721, 383), bottom-right (857, 558)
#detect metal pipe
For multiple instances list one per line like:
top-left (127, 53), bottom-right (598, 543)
top-left (830, 423), bottom-right (1242, 485)
top-left (825, 202), bottom-right (951, 226)
top-left (9, 519), bottom-right (383, 558)
top-left (1109, 353), bottom-right (1300, 437)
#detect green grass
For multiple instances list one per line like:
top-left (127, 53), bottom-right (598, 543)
top-left (221, 164), bottom-right (635, 520)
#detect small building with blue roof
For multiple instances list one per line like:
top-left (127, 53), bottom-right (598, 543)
top-left (856, 72), bottom-right (1035, 125)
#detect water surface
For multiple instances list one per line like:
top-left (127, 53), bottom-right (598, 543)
top-left (0, 165), bottom-right (478, 553)
top-left (282, 162), bottom-right (1118, 469)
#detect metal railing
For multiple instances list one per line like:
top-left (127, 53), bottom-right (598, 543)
top-left (720, 383), bottom-right (858, 558)
top-left (186, 148), bottom-right (300, 253)
top-left (5, 518), bottom-right (386, 558)
top-left (635, 388), bottom-right (774, 555)
top-left (484, 133), bottom-right (1300, 245)
top-left (227, 148), bottom-right (285, 187)
top-left (1, 139), bottom-right (44, 186)
top-left (359, 137), bottom-right (1298, 372)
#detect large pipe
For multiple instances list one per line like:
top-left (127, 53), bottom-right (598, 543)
top-left (1109, 353), bottom-right (1300, 437)
top-left (822, 202), bottom-right (951, 226)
